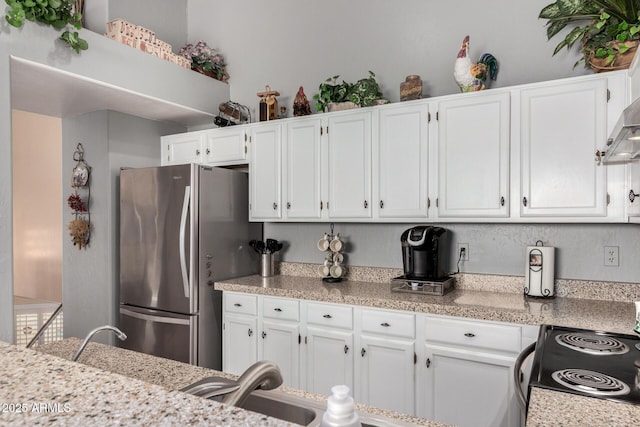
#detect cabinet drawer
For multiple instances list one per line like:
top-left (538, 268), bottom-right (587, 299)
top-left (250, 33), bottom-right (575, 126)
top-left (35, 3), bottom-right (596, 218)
top-left (306, 303), bottom-right (353, 330)
top-left (262, 297), bottom-right (299, 321)
top-left (224, 293), bottom-right (257, 316)
top-left (360, 309), bottom-right (415, 339)
top-left (425, 317), bottom-right (521, 353)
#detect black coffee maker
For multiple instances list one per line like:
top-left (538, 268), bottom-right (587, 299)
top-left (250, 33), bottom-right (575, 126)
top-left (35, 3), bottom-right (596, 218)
top-left (401, 226), bottom-right (448, 280)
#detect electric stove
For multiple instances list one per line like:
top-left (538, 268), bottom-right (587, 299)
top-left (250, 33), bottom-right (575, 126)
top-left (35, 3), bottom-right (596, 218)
top-left (529, 324), bottom-right (640, 405)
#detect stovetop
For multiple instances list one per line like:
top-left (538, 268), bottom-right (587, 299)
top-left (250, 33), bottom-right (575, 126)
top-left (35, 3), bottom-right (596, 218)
top-left (529, 324), bottom-right (640, 405)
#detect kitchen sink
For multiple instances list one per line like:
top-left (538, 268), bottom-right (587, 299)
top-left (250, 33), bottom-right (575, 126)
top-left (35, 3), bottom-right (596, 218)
top-left (236, 393), bottom-right (317, 425)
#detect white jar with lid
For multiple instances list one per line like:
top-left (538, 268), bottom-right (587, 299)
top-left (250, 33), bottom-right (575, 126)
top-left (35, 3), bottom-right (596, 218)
top-left (320, 385), bottom-right (361, 427)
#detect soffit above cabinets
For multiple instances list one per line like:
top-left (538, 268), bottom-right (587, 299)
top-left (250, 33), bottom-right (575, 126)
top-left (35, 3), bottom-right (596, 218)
top-left (10, 56), bottom-right (217, 127)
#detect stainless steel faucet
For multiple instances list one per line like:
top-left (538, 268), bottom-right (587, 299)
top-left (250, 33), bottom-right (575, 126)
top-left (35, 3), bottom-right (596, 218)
top-left (221, 361), bottom-right (283, 407)
top-left (72, 325), bottom-right (127, 361)
top-left (180, 361), bottom-right (283, 407)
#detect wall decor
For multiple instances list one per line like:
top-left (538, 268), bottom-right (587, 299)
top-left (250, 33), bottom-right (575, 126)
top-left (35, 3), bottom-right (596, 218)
top-left (67, 143), bottom-right (91, 249)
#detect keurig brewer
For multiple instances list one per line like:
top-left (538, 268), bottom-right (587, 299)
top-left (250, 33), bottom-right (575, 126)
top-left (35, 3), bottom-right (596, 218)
top-left (393, 226), bottom-right (453, 295)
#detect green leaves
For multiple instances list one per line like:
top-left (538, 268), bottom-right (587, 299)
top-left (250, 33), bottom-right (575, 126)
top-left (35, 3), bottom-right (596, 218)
top-left (4, 0), bottom-right (88, 53)
top-left (314, 71), bottom-right (384, 112)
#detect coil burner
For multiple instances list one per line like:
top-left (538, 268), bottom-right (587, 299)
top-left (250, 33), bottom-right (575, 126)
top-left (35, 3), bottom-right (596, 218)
top-left (555, 332), bottom-right (630, 356)
top-left (551, 369), bottom-right (631, 397)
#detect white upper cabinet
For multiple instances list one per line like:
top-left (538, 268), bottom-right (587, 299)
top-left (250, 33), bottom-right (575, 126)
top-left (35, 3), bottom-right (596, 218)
top-left (327, 111), bottom-right (373, 219)
top-left (517, 78), bottom-right (608, 217)
top-left (375, 103), bottom-right (430, 219)
top-left (284, 118), bottom-right (323, 219)
top-left (204, 127), bottom-right (248, 165)
top-left (249, 122), bottom-right (282, 220)
top-left (435, 92), bottom-right (510, 218)
top-left (161, 132), bottom-right (204, 165)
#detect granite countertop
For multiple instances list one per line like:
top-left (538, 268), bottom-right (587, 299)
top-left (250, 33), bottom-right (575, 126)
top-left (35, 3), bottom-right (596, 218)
top-left (214, 274), bottom-right (636, 334)
top-left (0, 341), bottom-right (287, 426)
top-left (215, 267), bottom-right (640, 427)
top-left (32, 338), bottom-right (442, 427)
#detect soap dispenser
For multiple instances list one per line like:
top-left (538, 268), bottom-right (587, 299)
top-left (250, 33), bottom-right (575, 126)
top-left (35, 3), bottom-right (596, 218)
top-left (320, 385), bottom-right (362, 427)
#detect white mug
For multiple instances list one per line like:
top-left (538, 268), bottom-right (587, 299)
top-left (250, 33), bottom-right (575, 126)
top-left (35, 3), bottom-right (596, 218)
top-left (317, 234), bottom-right (330, 251)
top-left (329, 234), bottom-right (343, 252)
top-left (318, 264), bottom-right (330, 276)
top-left (329, 264), bottom-right (343, 278)
top-left (332, 252), bottom-right (344, 263)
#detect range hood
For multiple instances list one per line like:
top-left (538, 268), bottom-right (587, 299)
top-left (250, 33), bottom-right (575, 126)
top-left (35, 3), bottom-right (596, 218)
top-left (603, 97), bottom-right (640, 164)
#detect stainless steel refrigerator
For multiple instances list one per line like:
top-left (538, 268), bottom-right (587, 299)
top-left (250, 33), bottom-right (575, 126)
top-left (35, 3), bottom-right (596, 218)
top-left (118, 164), bottom-right (260, 369)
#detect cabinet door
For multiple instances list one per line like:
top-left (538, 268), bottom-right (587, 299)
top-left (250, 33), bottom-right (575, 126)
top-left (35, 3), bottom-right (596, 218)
top-left (305, 325), bottom-right (354, 396)
top-left (223, 314), bottom-right (257, 376)
top-left (249, 123), bottom-right (282, 219)
top-left (421, 344), bottom-right (518, 427)
top-left (377, 104), bottom-right (430, 218)
top-left (357, 334), bottom-right (415, 415)
top-left (204, 127), bottom-right (248, 165)
top-left (261, 320), bottom-right (300, 388)
top-left (161, 133), bottom-right (204, 166)
top-left (285, 118), bottom-right (322, 219)
top-left (437, 92), bottom-right (510, 217)
top-left (519, 79), bottom-right (608, 217)
top-left (327, 112), bottom-right (372, 218)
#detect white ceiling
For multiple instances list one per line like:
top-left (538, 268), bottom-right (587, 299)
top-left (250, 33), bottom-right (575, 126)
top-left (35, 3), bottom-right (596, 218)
top-left (10, 57), bottom-right (215, 126)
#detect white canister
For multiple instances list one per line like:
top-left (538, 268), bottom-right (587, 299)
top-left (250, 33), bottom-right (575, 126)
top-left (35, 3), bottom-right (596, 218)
top-left (524, 241), bottom-right (555, 298)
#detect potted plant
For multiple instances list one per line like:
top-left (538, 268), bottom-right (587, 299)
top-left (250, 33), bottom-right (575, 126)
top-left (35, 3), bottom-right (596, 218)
top-left (4, 0), bottom-right (87, 53)
top-left (178, 40), bottom-right (229, 83)
top-left (313, 71), bottom-right (387, 112)
top-left (539, 0), bottom-right (640, 71)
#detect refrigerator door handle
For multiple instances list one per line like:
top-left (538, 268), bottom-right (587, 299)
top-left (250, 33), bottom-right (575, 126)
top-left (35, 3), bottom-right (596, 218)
top-left (120, 307), bottom-right (190, 325)
top-left (179, 185), bottom-right (191, 298)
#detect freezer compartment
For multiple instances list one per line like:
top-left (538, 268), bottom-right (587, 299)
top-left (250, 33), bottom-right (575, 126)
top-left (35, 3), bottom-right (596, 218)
top-left (119, 305), bottom-right (197, 365)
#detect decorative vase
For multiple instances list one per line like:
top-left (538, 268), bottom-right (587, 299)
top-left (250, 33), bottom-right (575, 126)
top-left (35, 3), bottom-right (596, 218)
top-left (588, 40), bottom-right (639, 73)
top-left (400, 75), bottom-right (423, 101)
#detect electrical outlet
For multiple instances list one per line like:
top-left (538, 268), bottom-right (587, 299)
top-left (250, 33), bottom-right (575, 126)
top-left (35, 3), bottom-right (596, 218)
top-left (604, 246), bottom-right (619, 267)
top-left (457, 243), bottom-right (469, 261)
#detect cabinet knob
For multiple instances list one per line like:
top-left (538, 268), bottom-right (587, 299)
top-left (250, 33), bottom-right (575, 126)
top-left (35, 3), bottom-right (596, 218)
top-left (248, 328), bottom-right (253, 337)
top-left (426, 358), bottom-right (431, 368)
top-left (274, 308), bottom-right (282, 312)
top-left (262, 331), bottom-right (267, 339)
top-left (500, 196), bottom-right (505, 207)
top-left (630, 190), bottom-right (639, 203)
top-left (364, 200), bottom-right (368, 209)
top-left (344, 345), bottom-right (349, 354)
top-left (196, 149), bottom-right (201, 156)
top-left (286, 202), bottom-right (291, 209)
top-left (323, 314), bottom-right (332, 319)
top-left (379, 200), bottom-right (384, 209)
top-left (464, 332), bottom-right (476, 338)
top-left (206, 148), bottom-right (211, 155)
top-left (380, 322), bottom-right (390, 327)
top-left (522, 197), bottom-right (528, 207)
top-left (361, 348), bottom-right (366, 357)
top-left (234, 303), bottom-right (242, 307)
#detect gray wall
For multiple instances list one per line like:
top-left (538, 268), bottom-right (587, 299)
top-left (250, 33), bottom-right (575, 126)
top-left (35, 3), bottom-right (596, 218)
top-left (266, 223), bottom-right (640, 283)
top-left (188, 0), bottom-right (586, 119)
top-left (62, 110), bottom-right (184, 342)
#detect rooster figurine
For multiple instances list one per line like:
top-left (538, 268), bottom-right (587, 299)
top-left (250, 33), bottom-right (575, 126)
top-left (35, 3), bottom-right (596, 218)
top-left (293, 86), bottom-right (312, 116)
top-left (454, 35), bottom-right (498, 93)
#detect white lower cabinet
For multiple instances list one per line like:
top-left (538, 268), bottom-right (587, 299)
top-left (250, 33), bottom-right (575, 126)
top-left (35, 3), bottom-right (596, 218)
top-left (222, 293), bottom-right (258, 376)
top-left (417, 315), bottom-right (522, 427)
top-left (355, 308), bottom-right (416, 415)
top-left (260, 296), bottom-right (301, 389)
top-left (303, 302), bottom-right (354, 395)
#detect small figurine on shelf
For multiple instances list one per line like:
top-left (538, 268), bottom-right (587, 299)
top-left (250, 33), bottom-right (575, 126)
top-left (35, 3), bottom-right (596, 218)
top-left (293, 86), bottom-right (312, 116)
top-left (453, 35), bottom-right (499, 93)
top-left (257, 85), bottom-right (280, 121)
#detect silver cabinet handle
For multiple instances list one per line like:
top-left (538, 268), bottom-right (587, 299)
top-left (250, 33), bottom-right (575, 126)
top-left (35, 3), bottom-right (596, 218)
top-left (464, 332), bottom-right (476, 338)
top-left (179, 186), bottom-right (191, 298)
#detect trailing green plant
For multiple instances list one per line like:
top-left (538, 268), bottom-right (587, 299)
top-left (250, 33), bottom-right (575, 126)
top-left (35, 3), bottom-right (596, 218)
top-left (313, 71), bottom-right (385, 112)
top-left (539, 0), bottom-right (640, 68)
top-left (4, 0), bottom-right (87, 53)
